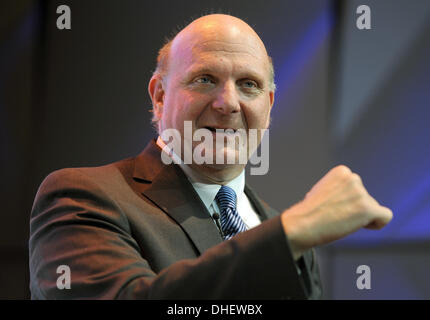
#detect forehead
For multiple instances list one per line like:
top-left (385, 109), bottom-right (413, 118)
top-left (170, 36), bottom-right (270, 80)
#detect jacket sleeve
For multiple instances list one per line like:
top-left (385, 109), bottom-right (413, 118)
top-left (296, 249), bottom-right (323, 299)
top-left (29, 168), bottom-right (320, 299)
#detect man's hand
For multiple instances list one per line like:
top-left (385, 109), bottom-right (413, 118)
top-left (281, 165), bottom-right (393, 260)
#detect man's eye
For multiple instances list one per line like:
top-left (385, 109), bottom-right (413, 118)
top-left (241, 80), bottom-right (258, 89)
top-left (195, 76), bottom-right (213, 84)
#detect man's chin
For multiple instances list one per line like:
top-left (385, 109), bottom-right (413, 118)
top-left (191, 146), bottom-right (248, 164)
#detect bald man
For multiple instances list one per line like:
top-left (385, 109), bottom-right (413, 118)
top-left (29, 14), bottom-right (392, 300)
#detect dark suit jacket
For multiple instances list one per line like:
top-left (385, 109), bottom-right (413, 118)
top-left (29, 139), bottom-right (322, 299)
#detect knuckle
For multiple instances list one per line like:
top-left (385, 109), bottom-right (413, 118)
top-left (350, 174), bottom-right (368, 196)
top-left (383, 207), bottom-right (394, 220)
top-left (333, 165), bottom-right (351, 178)
top-left (351, 173), bottom-right (362, 184)
top-left (352, 182), bottom-right (364, 195)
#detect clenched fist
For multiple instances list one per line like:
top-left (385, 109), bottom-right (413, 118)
top-left (281, 165), bottom-right (393, 260)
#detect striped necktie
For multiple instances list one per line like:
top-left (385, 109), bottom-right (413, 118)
top-left (215, 185), bottom-right (248, 240)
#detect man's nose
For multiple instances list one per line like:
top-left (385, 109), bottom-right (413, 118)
top-left (211, 82), bottom-right (240, 115)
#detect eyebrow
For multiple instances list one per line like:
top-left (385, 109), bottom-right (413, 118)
top-left (185, 64), bottom-right (267, 85)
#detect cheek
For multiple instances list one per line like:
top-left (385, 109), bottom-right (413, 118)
top-left (244, 102), bottom-right (271, 129)
top-left (163, 91), bottom-right (187, 126)
top-left (170, 91), bottom-right (210, 123)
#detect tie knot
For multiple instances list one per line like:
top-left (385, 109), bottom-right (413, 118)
top-left (215, 186), bottom-right (237, 211)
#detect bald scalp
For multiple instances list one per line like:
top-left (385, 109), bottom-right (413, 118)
top-left (154, 14), bottom-right (275, 90)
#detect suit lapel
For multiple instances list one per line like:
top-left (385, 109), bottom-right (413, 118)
top-left (245, 184), bottom-right (279, 221)
top-left (132, 140), bottom-right (223, 255)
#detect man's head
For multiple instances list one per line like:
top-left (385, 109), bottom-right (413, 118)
top-left (148, 14), bottom-right (275, 183)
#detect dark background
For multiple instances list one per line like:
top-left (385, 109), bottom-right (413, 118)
top-left (1, 0), bottom-right (430, 299)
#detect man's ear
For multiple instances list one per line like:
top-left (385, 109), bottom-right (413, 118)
top-left (148, 75), bottom-right (165, 122)
top-left (265, 90), bottom-right (275, 128)
top-left (269, 90), bottom-right (275, 110)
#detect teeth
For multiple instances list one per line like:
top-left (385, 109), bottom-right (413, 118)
top-left (204, 127), bottom-right (237, 133)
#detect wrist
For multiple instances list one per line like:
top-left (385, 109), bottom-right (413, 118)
top-left (281, 202), bottom-right (309, 261)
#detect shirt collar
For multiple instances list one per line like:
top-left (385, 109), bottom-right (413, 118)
top-left (156, 136), bottom-right (245, 210)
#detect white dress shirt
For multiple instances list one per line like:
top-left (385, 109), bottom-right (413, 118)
top-left (156, 136), bottom-right (261, 229)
